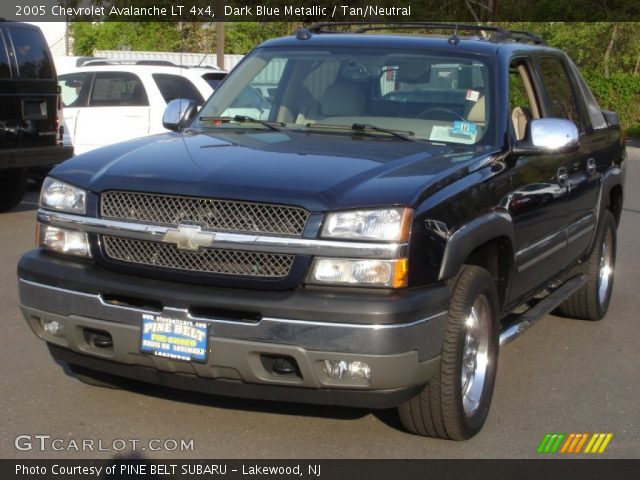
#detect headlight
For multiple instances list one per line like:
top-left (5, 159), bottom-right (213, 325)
top-left (37, 224), bottom-right (91, 257)
top-left (40, 177), bottom-right (86, 214)
top-left (322, 207), bottom-right (412, 241)
top-left (308, 257), bottom-right (408, 288)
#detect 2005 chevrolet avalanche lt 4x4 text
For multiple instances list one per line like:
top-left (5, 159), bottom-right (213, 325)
top-left (18, 24), bottom-right (626, 439)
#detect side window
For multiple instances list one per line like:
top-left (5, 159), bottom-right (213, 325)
top-left (7, 26), bottom-right (53, 79)
top-left (0, 32), bottom-right (11, 78)
top-left (89, 72), bottom-right (149, 107)
top-left (152, 74), bottom-right (204, 105)
top-left (221, 57), bottom-right (289, 120)
top-left (508, 61), bottom-right (540, 140)
top-left (58, 73), bottom-right (91, 107)
top-left (537, 57), bottom-right (583, 130)
top-left (569, 61), bottom-right (608, 130)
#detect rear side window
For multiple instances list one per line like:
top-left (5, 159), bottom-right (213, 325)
top-left (59, 73), bottom-right (91, 107)
top-left (7, 27), bottom-right (53, 79)
top-left (152, 74), bottom-right (204, 105)
top-left (537, 57), bottom-right (583, 130)
top-left (0, 32), bottom-right (11, 78)
top-left (89, 72), bottom-right (149, 107)
top-left (201, 72), bottom-right (227, 90)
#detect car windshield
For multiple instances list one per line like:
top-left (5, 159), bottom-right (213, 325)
top-left (194, 46), bottom-right (494, 146)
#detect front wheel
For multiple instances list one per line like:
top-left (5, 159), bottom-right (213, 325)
top-left (398, 265), bottom-right (500, 439)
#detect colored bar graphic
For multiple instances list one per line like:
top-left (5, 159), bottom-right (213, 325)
top-left (538, 433), bottom-right (613, 454)
top-left (537, 433), bottom-right (565, 453)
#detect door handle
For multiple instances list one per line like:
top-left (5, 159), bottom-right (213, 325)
top-left (557, 167), bottom-right (569, 188)
top-left (586, 158), bottom-right (596, 176)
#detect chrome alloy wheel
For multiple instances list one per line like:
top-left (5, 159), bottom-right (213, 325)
top-left (461, 295), bottom-right (491, 417)
top-left (598, 230), bottom-right (614, 305)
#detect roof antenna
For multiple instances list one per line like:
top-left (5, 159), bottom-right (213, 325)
top-left (448, 24), bottom-right (460, 45)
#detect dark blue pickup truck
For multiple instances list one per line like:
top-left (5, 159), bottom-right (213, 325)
top-left (18, 23), bottom-right (625, 439)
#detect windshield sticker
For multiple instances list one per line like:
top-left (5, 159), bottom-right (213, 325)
top-left (452, 121), bottom-right (478, 136)
top-left (429, 125), bottom-right (477, 145)
top-left (466, 89), bottom-right (480, 102)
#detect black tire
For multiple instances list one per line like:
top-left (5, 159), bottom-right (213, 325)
top-left (64, 363), bottom-right (127, 389)
top-left (555, 210), bottom-right (617, 321)
top-left (0, 169), bottom-right (28, 212)
top-left (398, 265), bottom-right (500, 440)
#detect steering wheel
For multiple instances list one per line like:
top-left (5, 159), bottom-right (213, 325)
top-left (417, 107), bottom-right (465, 121)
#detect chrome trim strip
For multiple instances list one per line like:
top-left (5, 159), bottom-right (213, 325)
top-left (568, 223), bottom-right (595, 244)
top-left (517, 241), bottom-right (566, 272)
top-left (38, 209), bottom-right (408, 259)
top-left (18, 279), bottom-right (448, 357)
top-left (515, 214), bottom-right (597, 273)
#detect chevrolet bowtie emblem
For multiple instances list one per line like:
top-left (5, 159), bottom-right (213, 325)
top-left (162, 225), bottom-right (215, 251)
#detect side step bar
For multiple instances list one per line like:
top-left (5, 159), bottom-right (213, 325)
top-left (499, 275), bottom-right (586, 346)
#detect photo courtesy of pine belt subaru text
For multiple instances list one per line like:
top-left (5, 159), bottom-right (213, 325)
top-left (17, 23), bottom-right (626, 440)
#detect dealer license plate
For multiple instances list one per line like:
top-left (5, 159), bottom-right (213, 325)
top-left (140, 313), bottom-right (208, 363)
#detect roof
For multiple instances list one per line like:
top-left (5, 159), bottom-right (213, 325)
top-left (259, 31), bottom-right (559, 57)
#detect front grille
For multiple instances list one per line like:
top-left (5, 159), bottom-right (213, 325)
top-left (101, 191), bottom-right (309, 237)
top-left (102, 236), bottom-right (294, 278)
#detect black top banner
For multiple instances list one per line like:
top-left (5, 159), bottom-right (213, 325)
top-left (2, 0), bottom-right (640, 22)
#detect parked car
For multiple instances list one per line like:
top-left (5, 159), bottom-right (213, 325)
top-left (0, 21), bottom-right (73, 211)
top-left (19, 23), bottom-right (625, 439)
top-left (57, 63), bottom-right (225, 155)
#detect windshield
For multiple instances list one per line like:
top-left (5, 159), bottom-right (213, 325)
top-left (194, 46), bottom-right (494, 146)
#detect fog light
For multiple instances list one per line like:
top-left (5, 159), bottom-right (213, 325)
top-left (37, 223), bottom-right (91, 257)
top-left (323, 360), bottom-right (371, 380)
top-left (41, 318), bottom-right (63, 336)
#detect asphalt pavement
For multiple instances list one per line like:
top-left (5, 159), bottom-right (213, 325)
top-left (1, 149), bottom-right (639, 459)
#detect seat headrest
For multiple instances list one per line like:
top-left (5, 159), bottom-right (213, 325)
top-left (321, 82), bottom-right (366, 116)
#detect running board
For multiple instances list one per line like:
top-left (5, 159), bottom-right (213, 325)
top-left (499, 275), bottom-right (586, 346)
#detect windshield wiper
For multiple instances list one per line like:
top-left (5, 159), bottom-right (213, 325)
top-left (306, 122), bottom-right (416, 142)
top-left (232, 115), bottom-right (284, 131)
top-left (197, 115), bottom-right (284, 132)
top-left (352, 123), bottom-right (416, 142)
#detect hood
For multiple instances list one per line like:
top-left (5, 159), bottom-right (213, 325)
top-left (52, 129), bottom-right (490, 211)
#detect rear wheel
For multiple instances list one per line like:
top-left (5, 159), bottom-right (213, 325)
top-left (0, 169), bottom-right (27, 212)
top-left (556, 210), bottom-right (616, 321)
top-left (398, 265), bottom-right (500, 439)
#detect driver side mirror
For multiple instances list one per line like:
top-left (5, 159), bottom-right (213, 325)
top-left (162, 98), bottom-right (198, 132)
top-left (512, 118), bottom-right (579, 155)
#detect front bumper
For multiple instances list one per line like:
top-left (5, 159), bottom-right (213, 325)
top-left (18, 250), bottom-right (450, 409)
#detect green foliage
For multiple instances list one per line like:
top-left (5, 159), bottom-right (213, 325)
top-left (582, 71), bottom-right (640, 136)
top-left (72, 23), bottom-right (182, 55)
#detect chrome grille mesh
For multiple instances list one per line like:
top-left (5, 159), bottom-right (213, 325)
top-left (101, 191), bottom-right (309, 237)
top-left (103, 236), bottom-right (294, 278)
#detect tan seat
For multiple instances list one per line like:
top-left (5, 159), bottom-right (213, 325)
top-left (464, 95), bottom-right (486, 126)
top-left (320, 82), bottom-right (366, 117)
top-left (511, 106), bottom-right (532, 140)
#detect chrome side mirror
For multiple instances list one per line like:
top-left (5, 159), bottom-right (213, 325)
top-left (162, 98), bottom-right (197, 132)
top-left (513, 118), bottom-right (579, 155)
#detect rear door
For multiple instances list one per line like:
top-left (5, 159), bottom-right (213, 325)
top-left (73, 71), bottom-right (150, 155)
top-left (535, 55), bottom-right (609, 264)
top-left (0, 23), bottom-right (58, 148)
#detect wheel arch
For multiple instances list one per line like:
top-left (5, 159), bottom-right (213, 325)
top-left (438, 211), bottom-right (515, 312)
